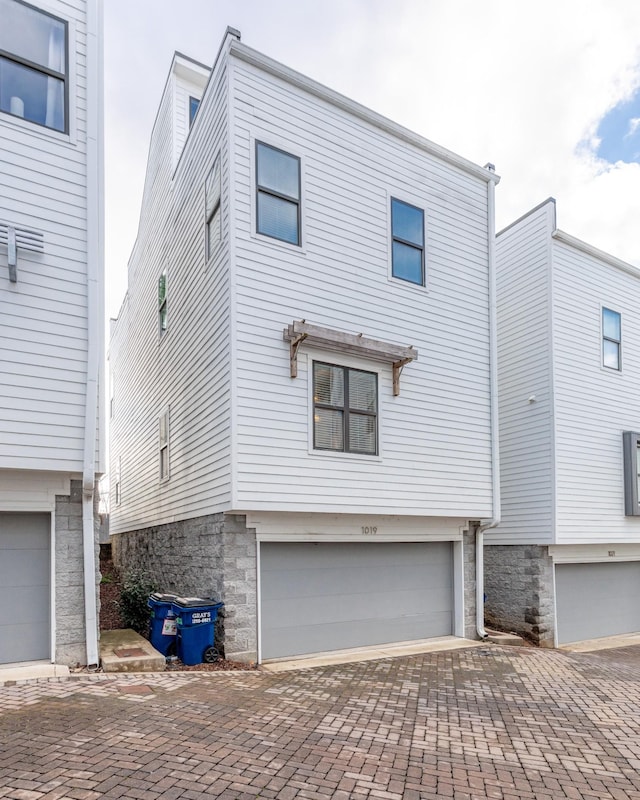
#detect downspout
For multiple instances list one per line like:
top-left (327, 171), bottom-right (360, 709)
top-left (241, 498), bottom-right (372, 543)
top-left (81, 0), bottom-right (104, 667)
top-left (476, 165), bottom-right (501, 640)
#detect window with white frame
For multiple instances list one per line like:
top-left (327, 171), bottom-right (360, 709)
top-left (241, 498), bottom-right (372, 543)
top-left (313, 362), bottom-right (378, 455)
top-left (109, 370), bottom-right (115, 419)
top-left (391, 197), bottom-right (425, 286)
top-left (188, 95), bottom-right (199, 127)
top-left (158, 271), bottom-right (167, 335)
top-left (114, 457), bottom-right (121, 506)
top-left (159, 408), bottom-right (170, 480)
top-left (0, 0), bottom-right (68, 133)
top-left (256, 142), bottom-right (300, 245)
top-left (602, 307), bottom-right (621, 370)
top-left (205, 156), bottom-right (221, 259)
top-left (623, 431), bottom-right (640, 515)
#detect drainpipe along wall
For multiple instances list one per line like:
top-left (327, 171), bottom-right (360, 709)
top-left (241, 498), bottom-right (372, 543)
top-left (476, 166), bottom-right (501, 640)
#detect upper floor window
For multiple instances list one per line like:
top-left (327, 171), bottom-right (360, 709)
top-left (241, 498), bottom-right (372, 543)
top-left (158, 271), bottom-right (168, 335)
top-left (205, 156), bottom-right (221, 259)
top-left (391, 198), bottom-right (424, 285)
top-left (188, 95), bottom-right (199, 127)
top-left (313, 362), bottom-right (378, 455)
top-left (0, 0), bottom-right (67, 133)
top-left (256, 142), bottom-right (300, 245)
top-left (602, 307), bottom-right (621, 371)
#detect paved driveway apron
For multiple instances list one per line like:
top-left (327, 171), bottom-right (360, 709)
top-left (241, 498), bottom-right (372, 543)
top-left (1, 645), bottom-right (640, 800)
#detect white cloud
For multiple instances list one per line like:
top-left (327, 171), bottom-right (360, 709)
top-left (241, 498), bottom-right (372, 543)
top-left (626, 117), bottom-right (640, 138)
top-left (104, 0), bottom-right (640, 317)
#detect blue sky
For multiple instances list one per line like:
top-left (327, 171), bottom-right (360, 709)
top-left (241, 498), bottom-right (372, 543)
top-left (596, 88), bottom-right (640, 164)
top-left (103, 0), bottom-right (640, 319)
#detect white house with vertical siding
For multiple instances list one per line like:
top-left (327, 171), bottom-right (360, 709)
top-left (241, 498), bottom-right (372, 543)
top-left (0, 0), bottom-right (104, 668)
top-left (487, 198), bottom-right (640, 646)
top-left (109, 29), bottom-right (500, 664)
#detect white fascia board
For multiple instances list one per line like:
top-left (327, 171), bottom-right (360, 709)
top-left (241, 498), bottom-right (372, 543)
top-left (229, 40), bottom-right (500, 186)
top-left (553, 229), bottom-right (640, 280)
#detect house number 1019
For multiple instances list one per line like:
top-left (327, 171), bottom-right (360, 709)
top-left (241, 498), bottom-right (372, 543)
top-left (361, 526), bottom-right (378, 535)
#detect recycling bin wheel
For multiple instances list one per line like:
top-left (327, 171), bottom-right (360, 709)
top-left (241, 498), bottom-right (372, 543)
top-left (203, 645), bottom-right (220, 663)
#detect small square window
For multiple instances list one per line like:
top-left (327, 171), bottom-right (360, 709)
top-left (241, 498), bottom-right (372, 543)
top-left (602, 307), bottom-right (621, 371)
top-left (0, 0), bottom-right (68, 133)
top-left (313, 362), bottom-right (377, 455)
top-left (256, 142), bottom-right (300, 245)
top-left (391, 198), bottom-right (424, 285)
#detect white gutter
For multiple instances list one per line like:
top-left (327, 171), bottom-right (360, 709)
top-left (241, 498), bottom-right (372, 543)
top-left (81, 0), bottom-right (104, 667)
top-left (476, 166), bottom-right (501, 640)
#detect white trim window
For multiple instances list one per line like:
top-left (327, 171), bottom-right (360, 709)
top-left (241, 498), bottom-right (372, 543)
top-left (313, 362), bottom-right (378, 455)
top-left (159, 408), bottom-right (170, 481)
top-left (602, 307), bottom-right (621, 371)
top-left (114, 457), bottom-right (121, 507)
top-left (256, 141), bottom-right (301, 245)
top-left (0, 0), bottom-right (68, 133)
top-left (158, 271), bottom-right (168, 335)
top-left (391, 197), bottom-right (425, 286)
top-left (205, 155), bottom-right (221, 259)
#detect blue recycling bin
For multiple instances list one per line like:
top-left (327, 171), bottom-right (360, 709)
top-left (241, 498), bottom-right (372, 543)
top-left (174, 597), bottom-right (224, 665)
top-left (147, 592), bottom-right (178, 656)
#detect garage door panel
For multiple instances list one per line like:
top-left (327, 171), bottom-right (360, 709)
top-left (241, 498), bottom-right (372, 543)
top-left (556, 562), bottom-right (640, 644)
top-left (261, 541), bottom-right (453, 660)
top-left (0, 512), bottom-right (51, 664)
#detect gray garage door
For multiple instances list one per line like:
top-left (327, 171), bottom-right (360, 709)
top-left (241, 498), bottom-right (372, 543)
top-left (556, 562), bottom-right (640, 644)
top-left (260, 541), bottom-right (453, 660)
top-left (0, 513), bottom-right (51, 664)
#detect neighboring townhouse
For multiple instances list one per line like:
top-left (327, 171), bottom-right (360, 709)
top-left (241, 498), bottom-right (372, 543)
top-left (0, 0), bottom-right (104, 666)
top-left (109, 28), bottom-right (500, 664)
top-left (487, 198), bottom-right (640, 646)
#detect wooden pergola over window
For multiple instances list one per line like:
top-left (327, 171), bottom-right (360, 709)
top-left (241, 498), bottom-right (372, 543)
top-left (283, 320), bottom-right (418, 396)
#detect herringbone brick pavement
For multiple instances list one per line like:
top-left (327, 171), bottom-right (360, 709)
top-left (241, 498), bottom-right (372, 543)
top-left (1, 645), bottom-right (640, 799)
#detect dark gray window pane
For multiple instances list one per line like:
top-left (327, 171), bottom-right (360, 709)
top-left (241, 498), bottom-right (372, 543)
top-left (603, 308), bottom-right (621, 341)
top-left (349, 369), bottom-right (376, 412)
top-left (349, 414), bottom-right (376, 454)
top-left (0, 0), bottom-right (66, 72)
top-left (392, 240), bottom-right (423, 284)
top-left (257, 193), bottom-right (299, 244)
top-left (603, 339), bottom-right (620, 370)
top-left (314, 408), bottom-right (343, 450)
top-left (257, 143), bottom-right (299, 199)
top-left (0, 57), bottom-right (64, 131)
top-left (392, 198), bottom-right (423, 246)
top-left (314, 363), bottom-right (344, 406)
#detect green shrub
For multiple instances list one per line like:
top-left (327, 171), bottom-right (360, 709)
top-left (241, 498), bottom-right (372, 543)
top-left (118, 568), bottom-right (156, 635)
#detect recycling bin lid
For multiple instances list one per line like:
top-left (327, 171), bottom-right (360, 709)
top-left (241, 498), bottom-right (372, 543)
top-left (174, 595), bottom-right (219, 608)
top-left (150, 592), bottom-right (178, 602)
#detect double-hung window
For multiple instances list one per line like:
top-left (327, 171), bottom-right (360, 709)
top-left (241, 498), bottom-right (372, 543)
top-left (391, 198), bottom-right (425, 285)
top-left (313, 362), bottom-right (378, 455)
top-left (602, 307), bottom-right (621, 371)
top-left (205, 156), bottom-right (221, 259)
top-left (623, 432), bottom-right (640, 515)
top-left (159, 409), bottom-right (170, 481)
top-left (158, 271), bottom-right (168, 335)
top-left (256, 142), bottom-right (300, 245)
top-left (0, 0), bottom-right (67, 133)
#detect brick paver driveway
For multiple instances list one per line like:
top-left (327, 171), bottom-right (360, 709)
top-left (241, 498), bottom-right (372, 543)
top-left (2, 645), bottom-right (640, 800)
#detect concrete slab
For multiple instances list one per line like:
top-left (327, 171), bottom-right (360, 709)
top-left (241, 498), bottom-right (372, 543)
top-left (0, 661), bottom-right (70, 684)
top-left (485, 628), bottom-right (525, 646)
top-left (100, 629), bottom-right (166, 673)
top-left (560, 631), bottom-right (640, 652)
top-left (261, 635), bottom-right (483, 672)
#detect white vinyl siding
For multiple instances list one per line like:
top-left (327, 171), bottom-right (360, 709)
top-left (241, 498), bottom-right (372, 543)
top-left (109, 54), bottom-right (231, 535)
top-left (230, 58), bottom-right (493, 516)
top-left (553, 238), bottom-right (640, 544)
top-left (0, 0), bottom-right (98, 473)
top-left (490, 201), bottom-right (555, 545)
